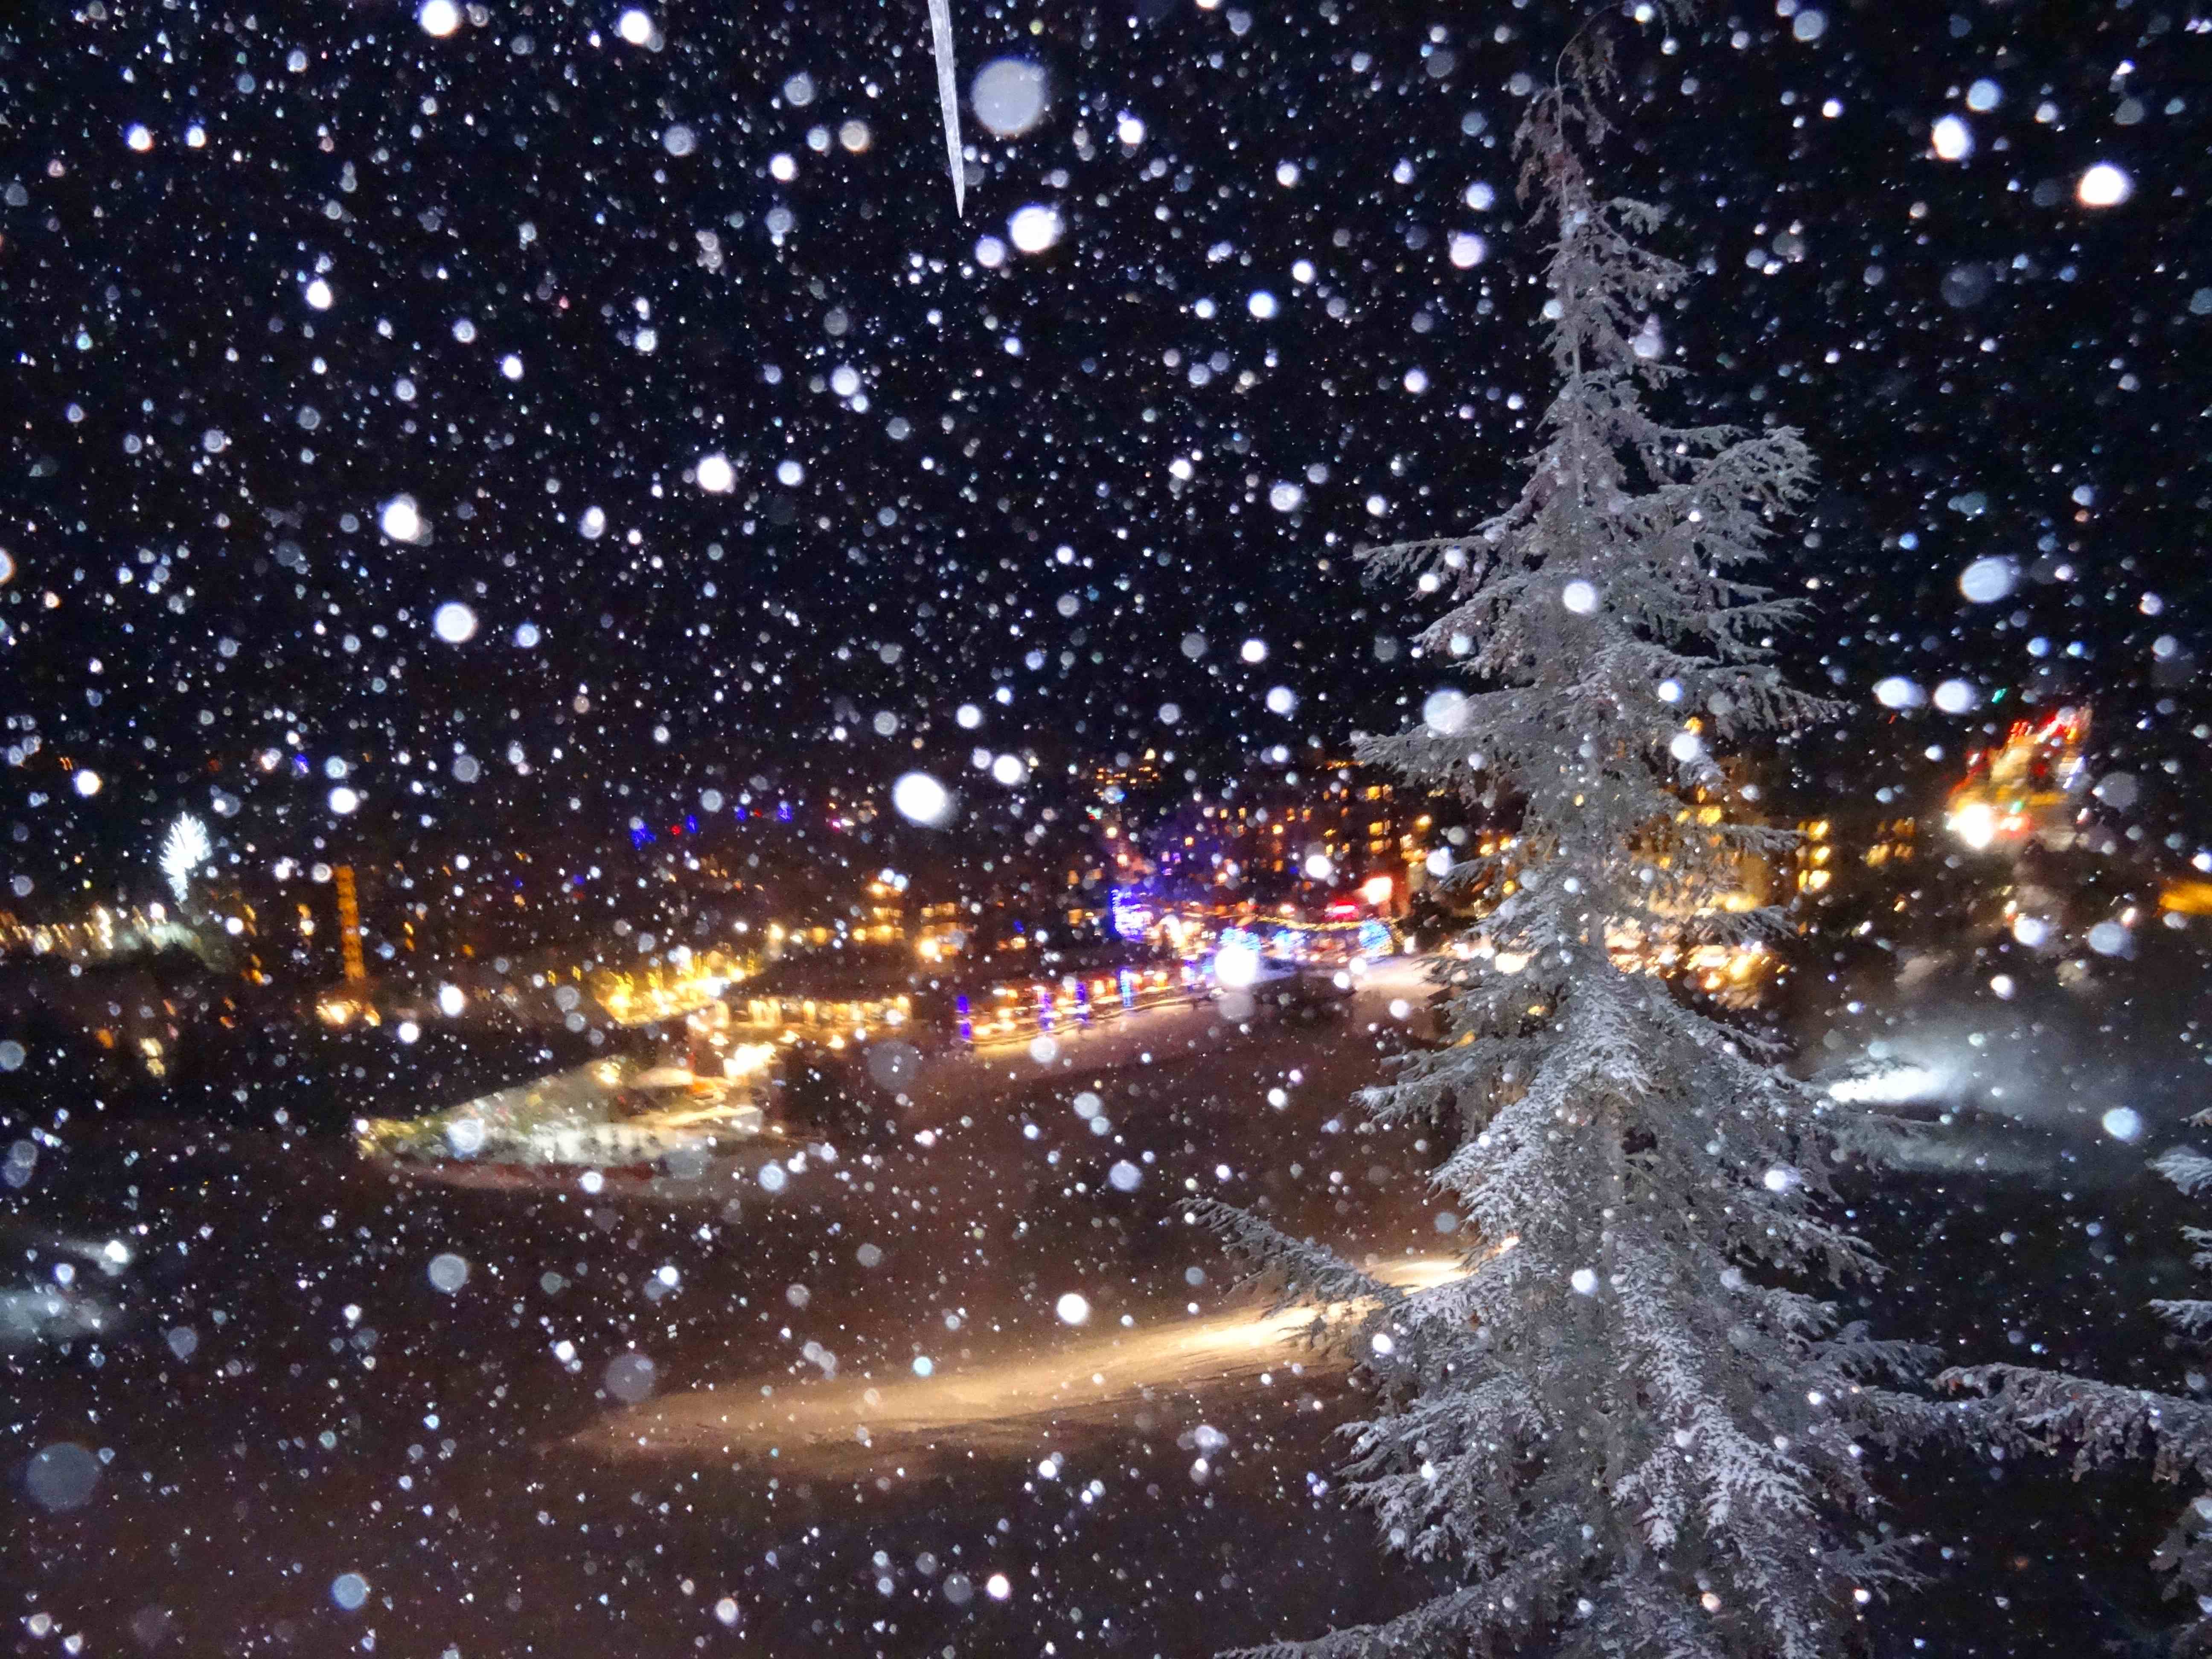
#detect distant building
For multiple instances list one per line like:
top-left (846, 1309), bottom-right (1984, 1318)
top-left (1944, 707), bottom-right (2090, 852)
top-left (1126, 756), bottom-right (1438, 908)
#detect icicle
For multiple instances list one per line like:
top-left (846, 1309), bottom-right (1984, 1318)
top-left (926, 0), bottom-right (965, 216)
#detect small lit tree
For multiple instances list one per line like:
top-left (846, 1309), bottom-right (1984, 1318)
top-left (1202, 24), bottom-right (1940, 1657)
top-left (159, 813), bottom-right (213, 909)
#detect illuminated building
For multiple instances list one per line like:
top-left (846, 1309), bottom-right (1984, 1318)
top-left (1944, 707), bottom-right (2089, 850)
top-left (1122, 755), bottom-right (1441, 907)
top-left (914, 902), bottom-right (968, 961)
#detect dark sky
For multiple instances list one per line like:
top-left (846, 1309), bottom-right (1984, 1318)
top-left (0, 0), bottom-right (2204, 895)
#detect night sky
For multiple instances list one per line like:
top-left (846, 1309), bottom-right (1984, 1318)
top-left (1, 0), bottom-right (2205, 896)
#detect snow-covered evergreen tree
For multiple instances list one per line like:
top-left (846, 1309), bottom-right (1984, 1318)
top-left (1202, 31), bottom-right (1941, 1659)
top-left (1945, 1132), bottom-right (2212, 1652)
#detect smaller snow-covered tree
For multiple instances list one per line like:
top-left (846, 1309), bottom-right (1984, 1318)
top-left (1945, 1129), bottom-right (2212, 1651)
top-left (1201, 25), bottom-right (1946, 1659)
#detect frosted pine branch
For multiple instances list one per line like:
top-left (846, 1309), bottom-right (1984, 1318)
top-left (1939, 1140), bottom-right (2212, 1650)
top-left (1942, 1365), bottom-right (2212, 1487)
top-left (2158, 1147), bottom-right (2212, 1198)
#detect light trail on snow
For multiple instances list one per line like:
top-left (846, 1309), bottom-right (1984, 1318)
top-left (574, 1254), bottom-right (1468, 1466)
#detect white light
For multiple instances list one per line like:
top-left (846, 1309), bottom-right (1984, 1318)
top-left (1448, 231), bottom-right (1486, 268)
top-left (396, 1020), bottom-right (421, 1045)
top-left (380, 496), bottom-right (423, 542)
top-left (417, 0), bottom-right (461, 37)
top-left (1239, 637), bottom-right (1268, 664)
top-left (1668, 730), bottom-right (1705, 763)
top-left (304, 278), bottom-right (333, 310)
top-left (438, 984), bottom-right (467, 1017)
top-left (1933, 679), bottom-right (1978, 714)
top-left (1425, 848), bottom-right (1452, 877)
top-left (2012, 915), bottom-right (2050, 948)
top-left (160, 814), bottom-right (212, 905)
top-left (1247, 290), bottom-right (1278, 320)
top-left (1873, 676), bottom-right (1925, 710)
top-left (973, 235), bottom-right (1007, 269)
top-left (1214, 943), bottom-right (1261, 988)
top-left (1116, 112), bottom-right (1146, 146)
top-left (1948, 800), bottom-right (1997, 850)
top-left (1302, 851), bottom-right (1334, 881)
top-left (986, 1572), bottom-right (1013, 1601)
top-left (990, 754), bottom-right (1027, 787)
top-left (1958, 556), bottom-right (2016, 604)
top-left (695, 453), bottom-right (735, 493)
top-left (1966, 79), bottom-right (2002, 112)
top-left (775, 458), bottom-right (805, 487)
top-left (955, 703), bottom-right (983, 730)
top-left (1931, 115), bottom-right (1974, 161)
top-left (1422, 688), bottom-right (1469, 735)
top-left (2077, 163), bottom-right (2132, 207)
top-left (1268, 481), bottom-right (1304, 512)
top-left (1827, 1065), bottom-right (1943, 1105)
top-left (1762, 1167), bottom-right (1794, 1193)
top-left (971, 58), bottom-right (1049, 138)
top-left (891, 772), bottom-right (952, 827)
top-left (2101, 1106), bottom-right (2144, 1143)
top-left (1007, 204), bottom-right (1063, 254)
top-left (72, 769), bottom-right (102, 798)
top-left (1053, 1292), bottom-right (1090, 1325)
top-left (431, 602), bottom-right (478, 644)
top-left (616, 8), bottom-right (654, 45)
top-left (1561, 579), bottom-right (1598, 614)
top-left (1570, 1268), bottom-right (1598, 1296)
top-left (2087, 920), bottom-right (2130, 958)
top-left (579, 506), bottom-right (607, 540)
top-left (1265, 686), bottom-right (1297, 716)
top-left (327, 786), bottom-right (360, 815)
top-left (500, 353), bottom-right (524, 380)
top-left (125, 123), bottom-right (154, 152)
